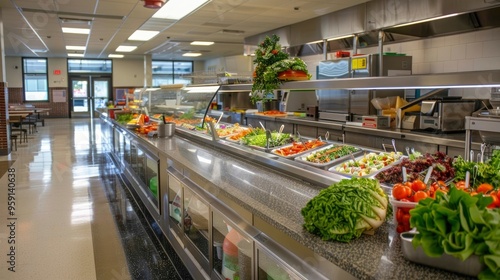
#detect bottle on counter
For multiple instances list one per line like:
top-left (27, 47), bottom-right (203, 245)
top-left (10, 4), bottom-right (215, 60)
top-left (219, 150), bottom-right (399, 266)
top-left (222, 228), bottom-right (241, 280)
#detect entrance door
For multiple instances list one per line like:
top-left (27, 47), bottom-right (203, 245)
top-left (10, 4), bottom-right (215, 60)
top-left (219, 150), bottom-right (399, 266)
top-left (70, 76), bottom-right (111, 118)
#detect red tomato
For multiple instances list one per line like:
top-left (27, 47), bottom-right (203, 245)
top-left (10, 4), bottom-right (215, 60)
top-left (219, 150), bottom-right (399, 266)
top-left (392, 184), bottom-right (412, 200)
top-left (413, 191), bottom-right (428, 203)
top-left (411, 180), bottom-right (427, 192)
top-left (144, 115), bottom-right (150, 123)
top-left (477, 183), bottom-right (494, 194)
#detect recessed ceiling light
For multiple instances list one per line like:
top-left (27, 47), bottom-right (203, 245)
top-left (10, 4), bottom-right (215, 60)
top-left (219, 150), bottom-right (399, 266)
top-left (108, 54), bottom-right (124, 58)
top-left (62, 27), bottom-right (90, 34)
top-left (152, 0), bottom-right (209, 20)
top-left (66, 46), bottom-right (86, 51)
top-left (183, 52), bottom-right (202, 57)
top-left (191, 41), bottom-right (214, 46)
top-left (128, 30), bottom-right (160, 41)
top-left (68, 53), bottom-right (85, 57)
top-left (116, 46), bottom-right (137, 52)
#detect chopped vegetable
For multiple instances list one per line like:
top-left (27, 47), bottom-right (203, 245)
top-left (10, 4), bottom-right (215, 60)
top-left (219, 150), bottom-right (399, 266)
top-left (334, 151), bottom-right (404, 177)
top-left (304, 145), bottom-right (359, 164)
top-left (453, 150), bottom-right (500, 189)
top-left (301, 178), bottom-right (390, 242)
top-left (410, 187), bottom-right (500, 279)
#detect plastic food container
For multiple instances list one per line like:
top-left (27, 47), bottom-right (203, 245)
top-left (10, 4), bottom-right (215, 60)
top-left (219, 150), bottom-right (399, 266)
top-left (400, 231), bottom-right (484, 277)
top-left (390, 198), bottom-right (417, 233)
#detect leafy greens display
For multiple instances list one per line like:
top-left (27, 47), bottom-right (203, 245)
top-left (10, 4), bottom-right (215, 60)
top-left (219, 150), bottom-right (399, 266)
top-left (453, 149), bottom-right (500, 188)
top-left (301, 178), bottom-right (390, 242)
top-left (410, 188), bottom-right (500, 279)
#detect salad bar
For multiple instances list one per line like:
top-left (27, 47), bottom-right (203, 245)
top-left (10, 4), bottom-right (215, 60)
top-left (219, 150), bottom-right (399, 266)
top-left (102, 82), bottom-right (500, 280)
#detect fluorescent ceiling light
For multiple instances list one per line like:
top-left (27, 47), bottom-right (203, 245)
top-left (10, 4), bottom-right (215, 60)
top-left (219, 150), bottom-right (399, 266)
top-left (62, 27), bottom-right (90, 34)
top-left (66, 46), bottom-right (86, 51)
top-left (391, 13), bottom-right (460, 28)
top-left (152, 0), bottom-right (210, 20)
top-left (68, 53), bottom-right (84, 57)
top-left (128, 30), bottom-right (160, 41)
top-left (108, 54), bottom-right (124, 58)
top-left (183, 52), bottom-right (202, 57)
top-left (116, 46), bottom-right (137, 52)
top-left (191, 41), bottom-right (214, 46)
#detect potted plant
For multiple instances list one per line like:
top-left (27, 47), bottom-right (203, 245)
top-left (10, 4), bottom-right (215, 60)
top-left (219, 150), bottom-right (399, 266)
top-left (250, 35), bottom-right (311, 105)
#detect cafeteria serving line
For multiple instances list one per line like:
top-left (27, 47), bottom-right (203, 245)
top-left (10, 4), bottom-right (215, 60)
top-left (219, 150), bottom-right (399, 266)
top-left (0, 118), bottom-right (190, 280)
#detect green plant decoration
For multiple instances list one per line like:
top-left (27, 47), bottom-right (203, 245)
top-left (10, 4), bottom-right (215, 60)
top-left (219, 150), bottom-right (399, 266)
top-left (250, 35), bottom-right (311, 104)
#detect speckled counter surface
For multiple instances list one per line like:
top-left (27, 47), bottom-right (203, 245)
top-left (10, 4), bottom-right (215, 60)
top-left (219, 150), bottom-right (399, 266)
top-left (110, 119), bottom-right (475, 280)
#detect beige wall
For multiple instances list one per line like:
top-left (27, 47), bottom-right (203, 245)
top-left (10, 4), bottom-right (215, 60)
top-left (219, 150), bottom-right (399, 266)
top-left (112, 58), bottom-right (145, 87)
top-left (5, 57), bottom-right (22, 87)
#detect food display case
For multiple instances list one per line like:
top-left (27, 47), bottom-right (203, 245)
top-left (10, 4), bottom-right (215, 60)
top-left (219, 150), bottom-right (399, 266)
top-left (132, 85), bottom-right (184, 114)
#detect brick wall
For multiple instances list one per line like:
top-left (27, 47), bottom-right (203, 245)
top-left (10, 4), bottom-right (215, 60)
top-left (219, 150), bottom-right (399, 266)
top-left (0, 83), bottom-right (10, 155)
top-left (8, 87), bottom-right (70, 118)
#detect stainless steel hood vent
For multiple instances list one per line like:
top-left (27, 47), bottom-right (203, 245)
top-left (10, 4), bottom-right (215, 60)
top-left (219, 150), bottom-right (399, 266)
top-left (383, 6), bottom-right (500, 39)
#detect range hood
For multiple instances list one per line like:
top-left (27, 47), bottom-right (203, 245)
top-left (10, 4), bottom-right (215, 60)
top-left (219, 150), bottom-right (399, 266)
top-left (244, 0), bottom-right (500, 57)
top-left (383, 6), bottom-right (500, 39)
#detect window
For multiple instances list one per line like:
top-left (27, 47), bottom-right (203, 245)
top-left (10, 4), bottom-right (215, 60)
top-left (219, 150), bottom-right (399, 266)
top-left (23, 58), bottom-right (48, 101)
top-left (152, 61), bottom-right (193, 86)
top-left (68, 59), bottom-right (112, 73)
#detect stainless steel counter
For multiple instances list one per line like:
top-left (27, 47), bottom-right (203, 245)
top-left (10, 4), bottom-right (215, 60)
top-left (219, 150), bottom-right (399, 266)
top-left (102, 112), bottom-right (476, 280)
top-left (246, 113), bottom-right (484, 152)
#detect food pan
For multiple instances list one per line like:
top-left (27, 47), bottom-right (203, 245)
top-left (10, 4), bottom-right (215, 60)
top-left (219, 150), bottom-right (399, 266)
top-left (328, 151), bottom-right (405, 178)
top-left (271, 139), bottom-right (328, 159)
top-left (400, 232), bottom-right (483, 277)
top-left (294, 144), bottom-right (362, 169)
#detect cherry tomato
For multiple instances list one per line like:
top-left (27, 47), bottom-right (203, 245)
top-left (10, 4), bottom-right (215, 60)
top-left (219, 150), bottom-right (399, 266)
top-left (402, 214), bottom-right (410, 225)
top-left (411, 180), bottom-right (427, 192)
top-left (454, 180), bottom-right (466, 190)
top-left (413, 191), bottom-right (429, 203)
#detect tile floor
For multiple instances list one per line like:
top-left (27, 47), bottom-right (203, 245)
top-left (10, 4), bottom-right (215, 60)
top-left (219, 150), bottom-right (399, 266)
top-left (0, 118), bottom-right (188, 280)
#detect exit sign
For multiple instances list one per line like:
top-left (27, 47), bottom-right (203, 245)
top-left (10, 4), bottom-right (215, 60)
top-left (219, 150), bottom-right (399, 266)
top-left (54, 69), bottom-right (61, 75)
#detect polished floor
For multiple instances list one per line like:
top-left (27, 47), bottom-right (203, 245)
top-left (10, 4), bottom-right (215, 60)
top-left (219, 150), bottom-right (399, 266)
top-left (0, 118), bottom-right (188, 280)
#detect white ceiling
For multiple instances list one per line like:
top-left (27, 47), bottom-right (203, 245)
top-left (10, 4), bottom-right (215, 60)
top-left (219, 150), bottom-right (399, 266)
top-left (0, 0), bottom-right (370, 61)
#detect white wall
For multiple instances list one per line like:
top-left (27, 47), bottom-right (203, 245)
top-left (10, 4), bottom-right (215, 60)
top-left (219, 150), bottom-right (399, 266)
top-left (48, 58), bottom-right (68, 87)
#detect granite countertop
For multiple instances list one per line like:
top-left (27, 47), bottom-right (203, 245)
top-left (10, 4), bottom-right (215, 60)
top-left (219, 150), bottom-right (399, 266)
top-left (124, 128), bottom-right (475, 280)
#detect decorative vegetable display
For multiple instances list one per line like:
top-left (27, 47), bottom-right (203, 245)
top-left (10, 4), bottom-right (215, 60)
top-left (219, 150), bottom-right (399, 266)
top-left (251, 35), bottom-right (311, 103)
top-left (453, 149), bottom-right (500, 189)
top-left (304, 145), bottom-right (359, 164)
top-left (410, 188), bottom-right (500, 279)
top-left (333, 151), bottom-right (404, 177)
top-left (301, 178), bottom-right (390, 242)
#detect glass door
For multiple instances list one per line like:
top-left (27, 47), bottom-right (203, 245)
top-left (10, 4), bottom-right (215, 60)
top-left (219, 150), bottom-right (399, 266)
top-left (70, 76), bottom-right (111, 118)
top-left (70, 77), bottom-right (90, 118)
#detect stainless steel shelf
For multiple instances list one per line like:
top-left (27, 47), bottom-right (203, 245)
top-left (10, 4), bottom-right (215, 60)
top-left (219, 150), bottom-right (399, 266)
top-left (220, 70), bottom-right (500, 91)
top-left (464, 116), bottom-right (500, 160)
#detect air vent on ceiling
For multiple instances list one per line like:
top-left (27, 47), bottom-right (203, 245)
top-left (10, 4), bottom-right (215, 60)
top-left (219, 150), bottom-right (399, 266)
top-left (219, 29), bottom-right (245, 35)
top-left (59, 17), bottom-right (92, 25)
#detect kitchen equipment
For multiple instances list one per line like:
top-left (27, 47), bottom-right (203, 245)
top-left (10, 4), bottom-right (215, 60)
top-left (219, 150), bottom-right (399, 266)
top-left (419, 99), bottom-right (476, 132)
top-left (306, 106), bottom-right (318, 118)
top-left (316, 58), bottom-right (351, 121)
top-left (362, 115), bottom-right (390, 129)
top-left (316, 54), bottom-right (412, 122)
top-left (279, 90), bottom-right (317, 113)
top-left (402, 112), bottom-right (420, 130)
top-left (158, 122), bottom-right (175, 137)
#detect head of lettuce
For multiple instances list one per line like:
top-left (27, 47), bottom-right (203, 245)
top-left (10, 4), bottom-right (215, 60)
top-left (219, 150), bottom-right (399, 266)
top-left (301, 178), bottom-right (390, 242)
